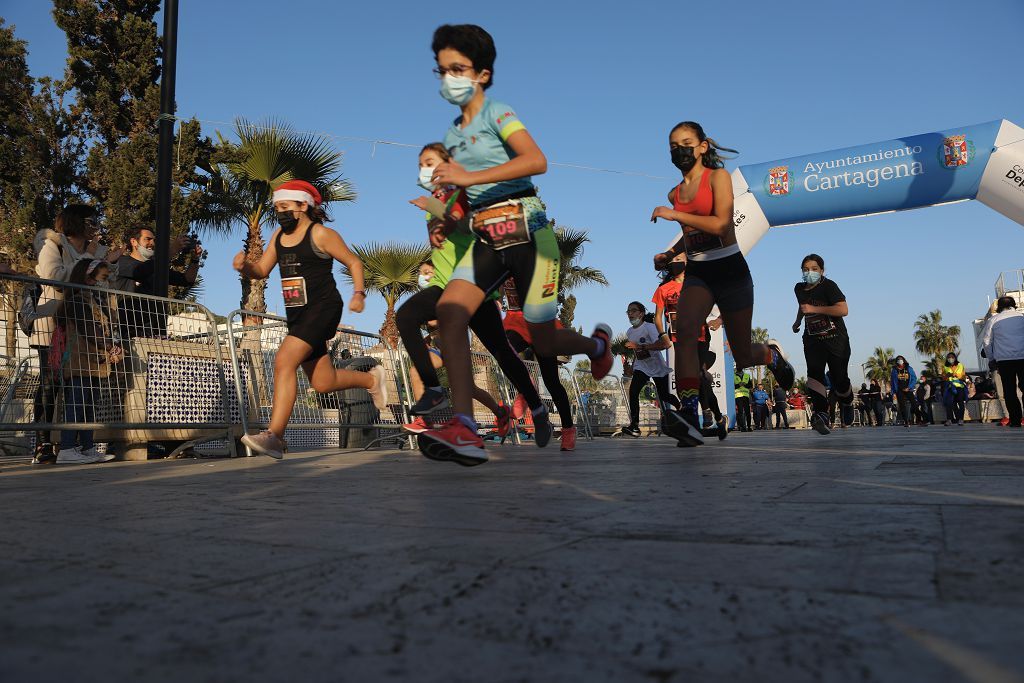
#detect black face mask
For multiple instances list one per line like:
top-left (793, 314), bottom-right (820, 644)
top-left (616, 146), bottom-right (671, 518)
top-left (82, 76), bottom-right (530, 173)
top-left (668, 261), bottom-right (685, 276)
top-left (671, 145), bottom-right (698, 173)
top-left (276, 210), bottom-right (300, 233)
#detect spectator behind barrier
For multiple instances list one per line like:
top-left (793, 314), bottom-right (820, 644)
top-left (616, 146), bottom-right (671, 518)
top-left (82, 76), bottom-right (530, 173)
top-left (112, 227), bottom-right (202, 339)
top-left (55, 259), bottom-right (122, 465)
top-left (29, 205), bottom-right (121, 464)
top-left (980, 295), bottom-right (1024, 428)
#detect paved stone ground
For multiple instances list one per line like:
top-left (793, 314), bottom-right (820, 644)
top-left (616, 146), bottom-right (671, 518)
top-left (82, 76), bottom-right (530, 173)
top-left (1, 426), bottom-right (1023, 683)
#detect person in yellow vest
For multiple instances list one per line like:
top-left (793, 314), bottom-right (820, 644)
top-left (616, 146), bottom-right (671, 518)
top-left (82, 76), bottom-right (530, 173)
top-left (733, 367), bottom-right (753, 432)
top-left (941, 352), bottom-right (968, 425)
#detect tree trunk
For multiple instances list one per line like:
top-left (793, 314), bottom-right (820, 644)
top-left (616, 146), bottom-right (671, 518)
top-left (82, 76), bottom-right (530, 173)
top-left (379, 304), bottom-right (399, 349)
top-left (240, 216), bottom-right (267, 314)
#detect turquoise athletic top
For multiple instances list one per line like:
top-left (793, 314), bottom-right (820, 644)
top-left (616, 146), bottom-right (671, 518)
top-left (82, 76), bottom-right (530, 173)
top-left (443, 97), bottom-right (534, 207)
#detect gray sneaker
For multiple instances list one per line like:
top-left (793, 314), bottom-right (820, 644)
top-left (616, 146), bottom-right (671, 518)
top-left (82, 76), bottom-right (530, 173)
top-left (367, 365), bottom-right (390, 411)
top-left (56, 447), bottom-right (101, 465)
top-left (241, 430), bottom-right (287, 460)
top-left (82, 447), bottom-right (115, 463)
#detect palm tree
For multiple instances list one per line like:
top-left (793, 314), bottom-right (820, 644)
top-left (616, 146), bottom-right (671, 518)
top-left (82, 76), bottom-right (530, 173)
top-left (341, 242), bottom-right (430, 347)
top-left (913, 309), bottom-right (960, 368)
top-left (554, 226), bottom-right (608, 327)
top-left (750, 327), bottom-right (769, 384)
top-left (864, 346), bottom-right (896, 386)
top-left (201, 118), bottom-right (355, 313)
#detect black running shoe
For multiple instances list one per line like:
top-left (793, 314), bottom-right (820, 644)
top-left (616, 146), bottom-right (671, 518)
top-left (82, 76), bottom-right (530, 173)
top-left (620, 425), bottom-right (641, 438)
top-left (32, 442), bottom-right (56, 465)
top-left (766, 340), bottom-right (795, 391)
top-left (662, 410), bottom-right (704, 447)
top-left (410, 387), bottom-right (449, 416)
top-left (715, 419), bottom-right (728, 441)
top-left (811, 411), bottom-right (832, 435)
top-left (533, 409), bottom-right (553, 448)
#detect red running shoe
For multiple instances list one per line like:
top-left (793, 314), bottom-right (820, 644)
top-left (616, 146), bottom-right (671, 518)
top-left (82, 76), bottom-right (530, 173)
top-left (590, 323), bottom-right (613, 380)
top-left (418, 418), bottom-right (488, 467)
top-left (495, 404), bottom-right (512, 441)
top-left (560, 426), bottom-right (577, 452)
top-left (402, 416), bottom-right (431, 434)
top-left (512, 393), bottom-right (529, 420)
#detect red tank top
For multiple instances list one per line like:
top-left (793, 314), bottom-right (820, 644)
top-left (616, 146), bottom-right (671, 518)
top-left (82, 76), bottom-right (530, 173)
top-left (672, 168), bottom-right (715, 216)
top-left (672, 169), bottom-right (725, 258)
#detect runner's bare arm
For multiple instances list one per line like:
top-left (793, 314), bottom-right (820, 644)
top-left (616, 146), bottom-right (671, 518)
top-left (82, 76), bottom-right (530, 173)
top-left (431, 129), bottom-right (547, 188)
top-left (650, 169), bottom-right (734, 235)
top-left (314, 226), bottom-right (366, 311)
top-left (792, 306), bottom-right (804, 333)
top-left (653, 303), bottom-right (667, 337)
top-left (233, 228), bottom-right (280, 278)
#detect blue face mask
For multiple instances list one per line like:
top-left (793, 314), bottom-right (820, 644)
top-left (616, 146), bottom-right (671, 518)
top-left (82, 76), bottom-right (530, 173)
top-left (440, 74), bottom-right (477, 106)
top-left (418, 273), bottom-right (432, 289)
top-left (802, 270), bottom-right (822, 285)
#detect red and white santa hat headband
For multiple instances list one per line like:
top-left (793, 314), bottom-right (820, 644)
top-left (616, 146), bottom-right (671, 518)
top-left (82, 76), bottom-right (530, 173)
top-left (272, 180), bottom-right (322, 208)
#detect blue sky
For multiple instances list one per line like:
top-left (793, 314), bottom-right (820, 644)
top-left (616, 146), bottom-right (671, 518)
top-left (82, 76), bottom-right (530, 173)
top-left (6, 0), bottom-right (1024, 379)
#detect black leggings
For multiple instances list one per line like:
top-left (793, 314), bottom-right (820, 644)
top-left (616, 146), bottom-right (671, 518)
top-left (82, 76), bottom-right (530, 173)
top-left (32, 346), bottom-right (57, 445)
top-left (628, 370), bottom-right (675, 428)
top-left (505, 330), bottom-right (573, 428)
top-left (395, 287), bottom-right (541, 409)
top-left (699, 370), bottom-right (722, 420)
top-left (803, 335), bottom-right (852, 413)
top-left (997, 359), bottom-right (1024, 426)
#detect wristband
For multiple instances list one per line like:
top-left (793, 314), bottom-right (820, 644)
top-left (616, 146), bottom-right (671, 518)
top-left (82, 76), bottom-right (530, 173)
top-left (353, 290), bottom-right (366, 297)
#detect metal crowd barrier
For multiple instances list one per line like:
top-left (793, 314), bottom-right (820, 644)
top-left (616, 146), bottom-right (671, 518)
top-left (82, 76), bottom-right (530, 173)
top-left (0, 272), bottom-right (240, 459)
top-left (573, 369), bottom-right (629, 437)
top-left (224, 310), bottom-right (411, 455)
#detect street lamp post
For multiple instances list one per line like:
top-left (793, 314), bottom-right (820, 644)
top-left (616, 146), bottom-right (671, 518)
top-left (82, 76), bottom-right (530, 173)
top-left (153, 0), bottom-right (179, 298)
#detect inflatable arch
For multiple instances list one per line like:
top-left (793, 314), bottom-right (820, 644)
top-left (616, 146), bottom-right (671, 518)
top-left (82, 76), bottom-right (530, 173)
top-left (728, 119), bottom-right (1024, 252)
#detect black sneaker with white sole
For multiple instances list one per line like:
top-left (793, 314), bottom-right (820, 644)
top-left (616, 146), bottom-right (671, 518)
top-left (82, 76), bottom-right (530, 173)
top-left (533, 410), bottom-right (553, 448)
top-left (619, 425), bottom-right (641, 438)
top-left (662, 410), bottom-right (704, 447)
top-left (811, 411), bottom-right (832, 435)
top-left (410, 387), bottom-right (449, 416)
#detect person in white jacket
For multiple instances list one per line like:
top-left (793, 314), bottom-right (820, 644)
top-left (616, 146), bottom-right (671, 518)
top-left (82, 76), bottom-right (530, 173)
top-left (28, 205), bottom-right (121, 463)
top-left (980, 295), bottom-right (1024, 429)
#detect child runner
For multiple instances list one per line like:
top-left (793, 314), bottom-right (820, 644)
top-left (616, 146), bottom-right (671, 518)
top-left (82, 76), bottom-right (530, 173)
top-left (400, 262), bottom-right (513, 439)
top-left (417, 24), bottom-right (611, 465)
top-left (790, 253), bottom-right (853, 435)
top-left (400, 143), bottom-right (552, 452)
top-left (233, 180), bottom-right (388, 460)
top-left (650, 120), bottom-right (794, 447)
top-left (622, 301), bottom-right (677, 437)
top-left (651, 262), bottom-right (726, 439)
top-left (501, 278), bottom-right (577, 451)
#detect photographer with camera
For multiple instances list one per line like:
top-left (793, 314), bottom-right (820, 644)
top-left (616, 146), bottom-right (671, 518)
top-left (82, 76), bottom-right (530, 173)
top-left (112, 227), bottom-right (203, 338)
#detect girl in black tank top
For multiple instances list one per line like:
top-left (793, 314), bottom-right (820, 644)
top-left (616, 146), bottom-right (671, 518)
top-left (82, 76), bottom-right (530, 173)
top-left (232, 180), bottom-right (389, 459)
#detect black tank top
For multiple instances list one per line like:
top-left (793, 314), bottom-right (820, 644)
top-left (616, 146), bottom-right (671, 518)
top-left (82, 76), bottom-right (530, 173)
top-left (275, 224), bottom-right (340, 312)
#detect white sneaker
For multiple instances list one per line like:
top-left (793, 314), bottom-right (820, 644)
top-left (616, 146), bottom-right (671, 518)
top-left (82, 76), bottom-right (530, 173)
top-left (367, 365), bottom-right (390, 411)
top-left (82, 447), bottom-right (115, 463)
top-left (56, 447), bottom-right (101, 465)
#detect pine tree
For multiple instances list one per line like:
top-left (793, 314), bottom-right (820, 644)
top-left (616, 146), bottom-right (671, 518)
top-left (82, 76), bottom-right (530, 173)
top-left (0, 20), bottom-right (85, 270)
top-left (52, 0), bottom-right (215, 275)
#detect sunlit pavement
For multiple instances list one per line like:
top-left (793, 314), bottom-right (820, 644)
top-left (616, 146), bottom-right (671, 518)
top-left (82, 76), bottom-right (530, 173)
top-left (2, 425), bottom-right (1022, 682)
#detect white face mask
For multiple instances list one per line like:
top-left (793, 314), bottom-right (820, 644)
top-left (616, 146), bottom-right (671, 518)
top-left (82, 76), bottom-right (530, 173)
top-left (629, 316), bottom-right (643, 328)
top-left (440, 74), bottom-right (477, 106)
top-left (417, 166), bottom-right (436, 192)
top-left (418, 273), bottom-right (432, 289)
top-left (137, 245), bottom-right (155, 261)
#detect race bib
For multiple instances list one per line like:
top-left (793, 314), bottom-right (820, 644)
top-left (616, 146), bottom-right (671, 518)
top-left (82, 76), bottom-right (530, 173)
top-left (472, 200), bottom-right (531, 250)
top-left (805, 314), bottom-right (837, 337)
top-left (684, 225), bottom-right (724, 255)
top-left (281, 276), bottom-right (308, 308)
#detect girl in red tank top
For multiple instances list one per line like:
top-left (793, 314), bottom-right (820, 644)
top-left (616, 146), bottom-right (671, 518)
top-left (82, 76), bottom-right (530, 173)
top-left (649, 121), bottom-right (795, 448)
